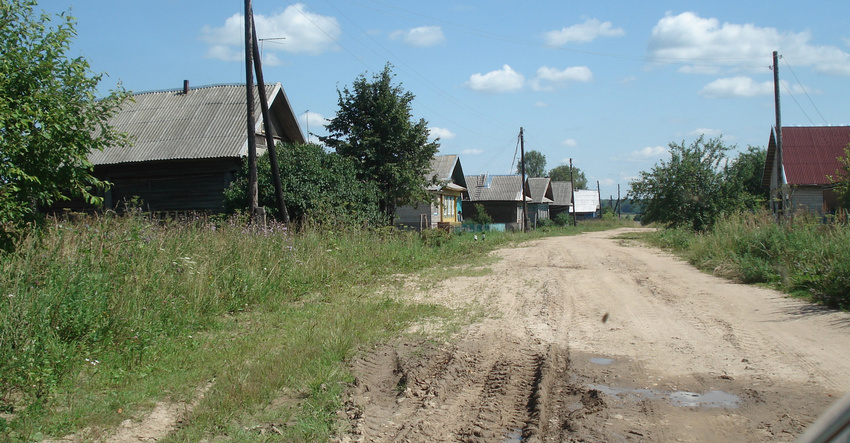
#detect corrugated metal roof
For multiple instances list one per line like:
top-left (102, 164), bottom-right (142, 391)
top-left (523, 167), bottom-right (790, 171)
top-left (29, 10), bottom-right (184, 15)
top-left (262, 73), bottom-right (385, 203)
top-left (571, 189), bottom-right (599, 213)
top-left (550, 181), bottom-right (572, 207)
top-left (425, 155), bottom-right (468, 192)
top-left (527, 177), bottom-right (553, 204)
top-left (90, 83), bottom-right (305, 165)
top-left (762, 126), bottom-right (850, 186)
top-left (464, 174), bottom-right (529, 202)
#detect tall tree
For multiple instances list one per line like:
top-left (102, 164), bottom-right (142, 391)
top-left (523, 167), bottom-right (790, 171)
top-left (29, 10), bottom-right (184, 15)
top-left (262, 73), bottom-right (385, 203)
top-left (548, 164), bottom-right (588, 189)
top-left (516, 150), bottom-right (546, 177)
top-left (723, 145), bottom-right (768, 211)
top-left (628, 135), bottom-right (732, 231)
top-left (320, 64), bottom-right (438, 222)
top-left (0, 0), bottom-right (129, 239)
top-left (828, 144), bottom-right (850, 209)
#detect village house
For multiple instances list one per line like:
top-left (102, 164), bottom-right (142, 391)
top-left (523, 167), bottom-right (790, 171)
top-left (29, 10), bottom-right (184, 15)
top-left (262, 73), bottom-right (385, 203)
top-left (394, 155), bottom-right (468, 230)
top-left (762, 126), bottom-right (850, 214)
top-left (463, 174), bottom-right (531, 231)
top-left (549, 181), bottom-right (573, 219)
top-left (526, 177), bottom-right (554, 226)
top-left (88, 82), bottom-right (305, 213)
top-left (571, 189), bottom-right (601, 220)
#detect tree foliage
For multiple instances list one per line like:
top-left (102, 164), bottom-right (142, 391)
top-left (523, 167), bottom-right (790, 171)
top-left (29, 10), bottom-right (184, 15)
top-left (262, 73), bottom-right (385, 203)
top-left (319, 64), bottom-right (439, 223)
top-left (628, 136), bottom-right (735, 231)
top-left (828, 144), bottom-right (850, 209)
top-left (0, 0), bottom-right (130, 237)
top-left (548, 164), bottom-right (588, 189)
top-left (516, 150), bottom-right (546, 177)
top-left (224, 142), bottom-right (383, 227)
top-left (723, 145), bottom-right (768, 212)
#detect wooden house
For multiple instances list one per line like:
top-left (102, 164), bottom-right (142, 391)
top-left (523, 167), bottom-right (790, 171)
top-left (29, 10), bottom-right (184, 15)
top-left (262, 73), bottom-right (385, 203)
top-left (549, 181), bottom-right (573, 219)
top-left (394, 155), bottom-right (468, 230)
top-left (571, 189), bottom-right (600, 219)
top-left (89, 82), bottom-right (305, 213)
top-left (463, 174), bottom-right (531, 231)
top-left (762, 126), bottom-right (850, 214)
top-left (526, 177), bottom-right (554, 226)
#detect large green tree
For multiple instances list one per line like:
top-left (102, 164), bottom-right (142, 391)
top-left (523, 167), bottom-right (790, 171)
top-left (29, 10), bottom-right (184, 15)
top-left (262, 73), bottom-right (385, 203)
top-left (516, 150), bottom-right (547, 177)
top-left (319, 64), bottom-right (438, 223)
top-left (0, 0), bottom-right (129, 235)
top-left (548, 164), bottom-right (588, 189)
top-left (224, 142), bottom-right (383, 226)
top-left (723, 145), bottom-right (768, 211)
top-left (628, 136), bottom-right (732, 231)
top-left (828, 144), bottom-right (850, 209)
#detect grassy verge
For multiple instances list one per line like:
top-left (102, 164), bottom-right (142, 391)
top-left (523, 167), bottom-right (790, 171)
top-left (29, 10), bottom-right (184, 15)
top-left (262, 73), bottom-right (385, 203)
top-left (0, 214), bottom-right (633, 441)
top-left (641, 210), bottom-right (850, 309)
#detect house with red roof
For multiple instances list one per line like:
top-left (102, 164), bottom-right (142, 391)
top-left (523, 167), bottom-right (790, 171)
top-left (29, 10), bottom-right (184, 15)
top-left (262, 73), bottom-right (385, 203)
top-left (762, 126), bottom-right (850, 214)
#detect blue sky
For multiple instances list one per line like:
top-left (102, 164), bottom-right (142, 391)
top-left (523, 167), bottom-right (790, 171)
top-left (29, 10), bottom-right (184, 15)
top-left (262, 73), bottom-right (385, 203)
top-left (39, 0), bottom-right (850, 199)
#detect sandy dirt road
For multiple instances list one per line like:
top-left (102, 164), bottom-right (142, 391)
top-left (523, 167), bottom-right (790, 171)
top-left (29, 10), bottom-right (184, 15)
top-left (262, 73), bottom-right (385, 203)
top-left (339, 228), bottom-right (850, 442)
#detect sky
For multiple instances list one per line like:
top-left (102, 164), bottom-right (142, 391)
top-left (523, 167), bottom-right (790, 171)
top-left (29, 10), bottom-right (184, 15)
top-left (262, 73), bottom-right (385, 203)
top-left (38, 0), bottom-right (850, 199)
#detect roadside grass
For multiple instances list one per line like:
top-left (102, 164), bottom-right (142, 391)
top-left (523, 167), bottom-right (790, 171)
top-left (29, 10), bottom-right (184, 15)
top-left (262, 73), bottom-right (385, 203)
top-left (641, 210), bottom-right (850, 310)
top-left (0, 214), bottom-right (634, 441)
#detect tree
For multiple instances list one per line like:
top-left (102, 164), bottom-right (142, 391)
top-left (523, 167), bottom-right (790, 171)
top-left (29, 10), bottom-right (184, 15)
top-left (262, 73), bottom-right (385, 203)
top-left (0, 0), bottom-right (130, 237)
top-left (828, 144), bottom-right (850, 209)
top-left (319, 64), bottom-right (439, 223)
top-left (548, 164), bottom-right (588, 189)
top-left (628, 135), bottom-right (732, 231)
top-left (516, 150), bottom-right (546, 177)
top-left (224, 142), bottom-right (383, 226)
top-left (723, 145), bottom-right (768, 211)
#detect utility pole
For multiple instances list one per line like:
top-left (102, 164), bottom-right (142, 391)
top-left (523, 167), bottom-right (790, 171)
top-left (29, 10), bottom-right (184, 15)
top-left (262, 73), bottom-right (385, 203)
top-left (244, 0), bottom-right (258, 217)
top-left (596, 181), bottom-right (601, 218)
top-left (520, 127), bottom-right (528, 232)
top-left (569, 158), bottom-right (576, 226)
top-left (773, 50), bottom-right (784, 218)
top-left (617, 184), bottom-right (621, 218)
top-left (251, 19), bottom-right (289, 223)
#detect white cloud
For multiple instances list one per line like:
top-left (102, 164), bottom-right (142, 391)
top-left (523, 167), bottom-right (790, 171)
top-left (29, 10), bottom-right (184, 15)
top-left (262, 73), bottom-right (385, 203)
top-left (200, 4), bottom-right (340, 62)
top-left (627, 146), bottom-right (668, 162)
top-left (428, 126), bottom-right (456, 140)
top-left (299, 111), bottom-right (328, 142)
top-left (391, 25), bottom-right (445, 47)
top-left (532, 66), bottom-right (593, 91)
top-left (544, 18), bottom-right (625, 45)
top-left (648, 12), bottom-right (850, 76)
top-left (466, 65), bottom-right (525, 93)
top-left (699, 76), bottom-right (807, 98)
top-left (462, 149), bottom-right (484, 155)
top-left (562, 139), bottom-right (578, 147)
top-left (689, 128), bottom-right (723, 137)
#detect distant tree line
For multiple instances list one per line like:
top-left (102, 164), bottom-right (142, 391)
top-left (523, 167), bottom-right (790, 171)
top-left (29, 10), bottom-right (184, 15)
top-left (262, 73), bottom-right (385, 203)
top-left (516, 150), bottom-right (589, 189)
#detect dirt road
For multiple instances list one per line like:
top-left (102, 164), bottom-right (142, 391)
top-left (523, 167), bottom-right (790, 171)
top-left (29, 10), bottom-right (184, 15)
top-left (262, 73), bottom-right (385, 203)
top-left (340, 228), bottom-right (850, 442)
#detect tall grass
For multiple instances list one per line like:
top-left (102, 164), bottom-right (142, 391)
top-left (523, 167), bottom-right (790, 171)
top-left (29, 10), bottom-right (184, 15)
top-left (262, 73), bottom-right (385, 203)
top-left (647, 210), bottom-right (850, 309)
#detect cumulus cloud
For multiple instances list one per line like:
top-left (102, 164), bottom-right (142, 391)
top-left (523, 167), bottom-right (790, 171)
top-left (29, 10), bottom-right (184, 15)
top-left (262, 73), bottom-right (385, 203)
top-left (689, 128), bottom-right (723, 137)
top-left (391, 25), bottom-right (445, 47)
top-left (699, 76), bottom-right (806, 98)
top-left (532, 66), bottom-right (593, 90)
top-left (428, 126), bottom-right (456, 140)
top-left (466, 65), bottom-right (525, 93)
top-left (544, 18), bottom-right (625, 45)
top-left (648, 12), bottom-right (850, 75)
top-left (300, 111), bottom-right (328, 142)
top-left (627, 146), bottom-right (669, 162)
top-left (562, 139), bottom-right (578, 147)
top-left (200, 4), bottom-right (340, 63)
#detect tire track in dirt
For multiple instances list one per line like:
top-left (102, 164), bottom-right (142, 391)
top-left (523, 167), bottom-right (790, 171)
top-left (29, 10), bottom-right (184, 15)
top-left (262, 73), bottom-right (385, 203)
top-left (338, 228), bottom-right (850, 442)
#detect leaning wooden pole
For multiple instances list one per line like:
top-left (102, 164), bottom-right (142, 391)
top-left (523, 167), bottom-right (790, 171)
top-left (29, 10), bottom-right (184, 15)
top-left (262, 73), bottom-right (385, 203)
top-left (251, 17), bottom-right (290, 224)
top-left (244, 0), bottom-right (259, 216)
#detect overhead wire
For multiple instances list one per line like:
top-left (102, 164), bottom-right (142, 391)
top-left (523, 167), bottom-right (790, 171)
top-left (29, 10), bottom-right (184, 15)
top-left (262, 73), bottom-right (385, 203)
top-left (782, 56), bottom-right (828, 125)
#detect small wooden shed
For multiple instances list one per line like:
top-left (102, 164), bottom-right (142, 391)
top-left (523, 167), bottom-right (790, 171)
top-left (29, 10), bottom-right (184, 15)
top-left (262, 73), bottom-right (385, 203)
top-left (90, 82), bottom-right (305, 213)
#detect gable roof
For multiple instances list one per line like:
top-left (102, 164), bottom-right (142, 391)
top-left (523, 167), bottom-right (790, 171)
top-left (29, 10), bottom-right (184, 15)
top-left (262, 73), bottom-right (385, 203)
top-left (527, 177), bottom-right (554, 204)
top-left (762, 126), bottom-right (850, 187)
top-left (90, 83), bottom-right (305, 165)
top-left (426, 155), bottom-right (467, 191)
top-left (571, 189), bottom-right (600, 213)
top-left (465, 174), bottom-right (531, 202)
top-left (550, 181), bottom-right (573, 207)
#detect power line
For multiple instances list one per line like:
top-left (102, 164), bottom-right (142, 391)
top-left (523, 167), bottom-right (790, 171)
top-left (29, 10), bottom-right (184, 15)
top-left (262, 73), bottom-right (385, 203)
top-left (782, 57), bottom-right (828, 125)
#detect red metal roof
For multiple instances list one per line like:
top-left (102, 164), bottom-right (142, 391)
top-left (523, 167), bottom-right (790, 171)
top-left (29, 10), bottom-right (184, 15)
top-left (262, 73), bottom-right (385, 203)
top-left (763, 126), bottom-right (850, 186)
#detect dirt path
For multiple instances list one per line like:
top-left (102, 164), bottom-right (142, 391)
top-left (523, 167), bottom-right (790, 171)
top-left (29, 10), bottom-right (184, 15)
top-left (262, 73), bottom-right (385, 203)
top-left (339, 228), bottom-right (850, 442)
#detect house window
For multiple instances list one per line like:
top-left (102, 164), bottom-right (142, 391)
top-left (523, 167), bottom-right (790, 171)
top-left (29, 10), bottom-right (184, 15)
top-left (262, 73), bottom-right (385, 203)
top-left (442, 195), bottom-right (456, 220)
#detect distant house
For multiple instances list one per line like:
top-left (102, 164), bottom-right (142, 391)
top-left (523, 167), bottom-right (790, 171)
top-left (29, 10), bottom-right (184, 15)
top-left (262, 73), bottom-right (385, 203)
top-left (394, 155), bottom-right (468, 230)
top-left (463, 174), bottom-right (531, 230)
top-left (549, 181), bottom-right (573, 219)
top-left (762, 126), bottom-right (850, 214)
top-left (88, 82), bottom-right (305, 213)
top-left (571, 189), bottom-right (600, 219)
top-left (527, 177), bottom-right (554, 226)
